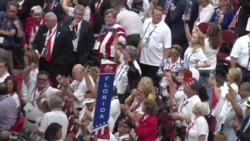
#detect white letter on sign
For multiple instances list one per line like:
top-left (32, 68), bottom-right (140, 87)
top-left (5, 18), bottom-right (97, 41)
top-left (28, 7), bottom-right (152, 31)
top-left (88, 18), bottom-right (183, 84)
top-left (103, 89), bottom-right (108, 93)
top-left (100, 108), bottom-right (105, 112)
top-left (99, 114), bottom-right (104, 119)
top-left (105, 76), bottom-right (110, 81)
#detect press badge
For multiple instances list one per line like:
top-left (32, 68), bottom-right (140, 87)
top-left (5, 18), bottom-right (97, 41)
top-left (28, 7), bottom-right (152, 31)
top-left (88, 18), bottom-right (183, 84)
top-left (41, 47), bottom-right (48, 57)
top-left (247, 58), bottom-right (250, 71)
top-left (141, 37), bottom-right (150, 48)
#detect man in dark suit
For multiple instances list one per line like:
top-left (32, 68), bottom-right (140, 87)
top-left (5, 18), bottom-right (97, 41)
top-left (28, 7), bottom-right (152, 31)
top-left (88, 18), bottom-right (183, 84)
top-left (164, 0), bottom-right (199, 57)
top-left (32, 12), bottom-right (74, 87)
top-left (44, 0), bottom-right (65, 22)
top-left (62, 5), bottom-right (94, 66)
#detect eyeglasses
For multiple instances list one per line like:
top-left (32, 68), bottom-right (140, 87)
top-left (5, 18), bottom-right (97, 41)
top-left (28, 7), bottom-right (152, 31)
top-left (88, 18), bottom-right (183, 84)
top-left (37, 78), bottom-right (48, 81)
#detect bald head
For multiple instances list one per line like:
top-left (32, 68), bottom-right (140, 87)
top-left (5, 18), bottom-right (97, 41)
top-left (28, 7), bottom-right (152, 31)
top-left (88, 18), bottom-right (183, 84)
top-left (72, 64), bottom-right (85, 81)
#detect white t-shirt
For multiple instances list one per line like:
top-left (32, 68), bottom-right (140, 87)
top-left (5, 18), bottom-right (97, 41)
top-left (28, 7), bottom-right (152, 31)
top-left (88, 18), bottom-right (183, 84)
top-left (68, 6), bottom-right (91, 22)
top-left (140, 18), bottom-right (172, 66)
top-left (39, 110), bottom-right (69, 140)
top-left (185, 116), bottom-right (209, 141)
top-left (70, 77), bottom-right (95, 108)
top-left (230, 34), bottom-right (250, 68)
top-left (184, 47), bottom-right (208, 80)
top-left (199, 38), bottom-right (219, 70)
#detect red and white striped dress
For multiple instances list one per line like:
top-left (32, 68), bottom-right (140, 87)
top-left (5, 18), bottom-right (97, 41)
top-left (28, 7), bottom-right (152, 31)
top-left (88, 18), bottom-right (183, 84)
top-left (95, 24), bottom-right (126, 58)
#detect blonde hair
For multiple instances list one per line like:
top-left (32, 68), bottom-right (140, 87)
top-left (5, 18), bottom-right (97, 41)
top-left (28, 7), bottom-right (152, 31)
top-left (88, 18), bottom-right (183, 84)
top-left (137, 77), bottom-right (156, 97)
top-left (24, 50), bottom-right (39, 65)
top-left (193, 102), bottom-right (208, 116)
top-left (214, 132), bottom-right (228, 141)
top-left (88, 66), bottom-right (100, 83)
top-left (228, 67), bottom-right (242, 84)
top-left (191, 29), bottom-right (205, 53)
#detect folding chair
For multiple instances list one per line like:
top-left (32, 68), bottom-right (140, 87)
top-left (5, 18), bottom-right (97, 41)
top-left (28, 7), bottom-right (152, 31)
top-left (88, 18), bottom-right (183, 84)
top-left (198, 22), bottom-right (210, 34)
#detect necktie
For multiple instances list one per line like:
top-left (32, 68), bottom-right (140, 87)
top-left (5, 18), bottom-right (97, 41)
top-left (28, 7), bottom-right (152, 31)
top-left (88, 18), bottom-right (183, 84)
top-left (49, 0), bottom-right (55, 9)
top-left (163, 0), bottom-right (171, 15)
top-left (45, 30), bottom-right (52, 61)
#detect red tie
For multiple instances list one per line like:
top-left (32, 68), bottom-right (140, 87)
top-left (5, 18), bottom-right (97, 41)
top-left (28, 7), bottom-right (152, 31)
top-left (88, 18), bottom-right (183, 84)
top-left (46, 30), bottom-right (52, 61)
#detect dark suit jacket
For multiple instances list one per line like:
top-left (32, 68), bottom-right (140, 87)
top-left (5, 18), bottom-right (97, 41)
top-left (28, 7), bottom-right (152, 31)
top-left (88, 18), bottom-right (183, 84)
top-left (44, 0), bottom-right (65, 22)
top-left (236, 117), bottom-right (250, 141)
top-left (237, 0), bottom-right (250, 37)
top-left (165, 0), bottom-right (199, 42)
top-left (97, 0), bottom-right (111, 17)
top-left (62, 17), bottom-right (94, 65)
top-left (32, 25), bottom-right (74, 67)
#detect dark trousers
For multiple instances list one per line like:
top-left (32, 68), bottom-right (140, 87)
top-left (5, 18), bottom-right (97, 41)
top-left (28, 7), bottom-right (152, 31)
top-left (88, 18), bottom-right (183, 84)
top-left (139, 63), bottom-right (159, 87)
top-left (126, 34), bottom-right (140, 48)
top-left (240, 66), bottom-right (250, 83)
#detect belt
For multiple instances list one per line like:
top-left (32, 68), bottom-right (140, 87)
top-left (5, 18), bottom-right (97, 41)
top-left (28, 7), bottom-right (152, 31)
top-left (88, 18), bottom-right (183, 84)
top-left (127, 34), bottom-right (140, 37)
top-left (27, 119), bottom-right (36, 124)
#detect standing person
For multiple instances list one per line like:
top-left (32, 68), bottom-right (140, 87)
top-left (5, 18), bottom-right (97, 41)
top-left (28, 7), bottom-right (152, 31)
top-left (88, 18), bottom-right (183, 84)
top-left (62, 5), bottom-right (94, 65)
top-left (199, 23), bottom-right (221, 104)
top-left (230, 32), bottom-right (250, 83)
top-left (0, 1), bottom-right (24, 70)
top-left (32, 12), bottom-right (74, 86)
top-left (0, 82), bottom-right (18, 130)
top-left (183, 18), bottom-right (210, 80)
top-left (185, 102), bottom-right (209, 141)
top-left (236, 0), bottom-right (250, 37)
top-left (139, 6), bottom-right (171, 86)
top-left (43, 0), bottom-right (65, 22)
top-left (112, 0), bottom-right (142, 48)
top-left (94, 8), bottom-right (126, 59)
top-left (165, 0), bottom-right (199, 57)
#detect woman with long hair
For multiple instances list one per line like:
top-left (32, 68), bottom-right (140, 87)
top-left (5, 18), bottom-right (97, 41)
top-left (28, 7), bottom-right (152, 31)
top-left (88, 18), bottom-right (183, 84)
top-left (5, 76), bottom-right (21, 108)
top-left (183, 18), bottom-right (211, 80)
top-left (199, 23), bottom-right (222, 105)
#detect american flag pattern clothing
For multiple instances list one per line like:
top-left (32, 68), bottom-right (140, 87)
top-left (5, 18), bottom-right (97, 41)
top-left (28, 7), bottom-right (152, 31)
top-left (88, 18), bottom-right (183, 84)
top-left (95, 24), bottom-right (126, 58)
top-left (90, 125), bottom-right (110, 141)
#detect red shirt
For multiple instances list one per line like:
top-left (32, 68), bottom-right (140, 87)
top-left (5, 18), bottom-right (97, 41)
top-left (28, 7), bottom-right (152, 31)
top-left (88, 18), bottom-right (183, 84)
top-left (135, 114), bottom-right (158, 141)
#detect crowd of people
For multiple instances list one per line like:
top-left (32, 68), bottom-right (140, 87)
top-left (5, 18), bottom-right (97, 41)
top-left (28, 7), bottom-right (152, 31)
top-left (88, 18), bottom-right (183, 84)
top-left (0, 0), bottom-right (250, 141)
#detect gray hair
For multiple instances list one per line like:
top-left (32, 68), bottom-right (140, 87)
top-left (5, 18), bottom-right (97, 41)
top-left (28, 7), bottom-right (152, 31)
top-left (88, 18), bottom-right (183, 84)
top-left (105, 8), bottom-right (117, 19)
top-left (45, 12), bottom-right (57, 21)
top-left (194, 102), bottom-right (209, 116)
top-left (49, 96), bottom-right (63, 109)
top-left (127, 45), bottom-right (138, 60)
top-left (73, 5), bottom-right (85, 13)
top-left (31, 5), bottom-right (43, 14)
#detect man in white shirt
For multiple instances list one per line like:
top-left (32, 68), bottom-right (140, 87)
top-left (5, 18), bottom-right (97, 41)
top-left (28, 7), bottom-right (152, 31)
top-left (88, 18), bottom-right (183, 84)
top-left (112, 0), bottom-right (142, 48)
top-left (22, 66), bottom-right (60, 131)
top-left (34, 96), bottom-right (69, 140)
top-left (230, 33), bottom-right (250, 83)
top-left (139, 6), bottom-right (171, 86)
top-left (0, 59), bottom-right (10, 83)
top-left (62, 64), bottom-right (95, 109)
top-left (110, 86), bottom-right (121, 124)
top-left (171, 77), bottom-right (201, 141)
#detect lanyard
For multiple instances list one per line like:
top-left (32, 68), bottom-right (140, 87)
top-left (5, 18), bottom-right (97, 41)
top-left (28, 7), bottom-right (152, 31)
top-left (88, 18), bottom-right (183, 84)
top-left (144, 22), bottom-right (157, 38)
top-left (29, 85), bottom-right (50, 101)
top-left (115, 63), bottom-right (129, 81)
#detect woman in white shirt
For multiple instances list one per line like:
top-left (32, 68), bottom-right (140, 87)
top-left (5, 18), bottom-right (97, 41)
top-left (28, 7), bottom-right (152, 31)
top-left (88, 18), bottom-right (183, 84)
top-left (199, 23), bottom-right (221, 105)
top-left (196, 0), bottom-right (214, 25)
top-left (21, 50), bottom-right (39, 101)
top-left (183, 19), bottom-right (210, 80)
top-left (5, 76), bottom-right (21, 108)
top-left (185, 102), bottom-right (209, 141)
